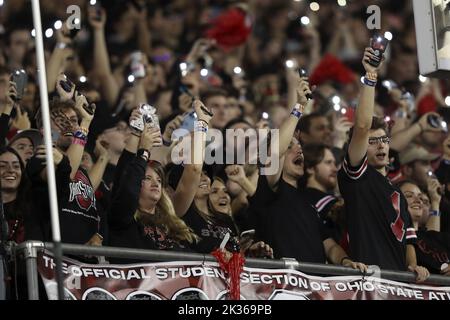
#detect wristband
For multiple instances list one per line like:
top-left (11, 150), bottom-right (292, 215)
top-left (363, 77), bottom-right (377, 87)
top-left (162, 138), bottom-right (172, 146)
top-left (290, 103), bottom-right (303, 118)
top-left (430, 210), bottom-right (441, 217)
top-left (73, 130), bottom-right (88, 141)
top-left (95, 233), bottom-right (104, 241)
top-left (79, 126), bottom-right (89, 135)
top-left (194, 121), bottom-right (208, 133)
top-left (73, 137), bottom-right (87, 147)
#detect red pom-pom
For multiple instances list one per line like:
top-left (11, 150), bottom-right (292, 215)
top-left (206, 8), bottom-right (252, 51)
top-left (309, 54), bottom-right (356, 86)
top-left (417, 94), bottom-right (437, 117)
top-left (212, 248), bottom-right (245, 300)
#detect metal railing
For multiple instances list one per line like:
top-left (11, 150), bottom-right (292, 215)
top-left (14, 241), bottom-right (450, 300)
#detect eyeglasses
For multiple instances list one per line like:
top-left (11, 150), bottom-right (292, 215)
top-left (368, 135), bottom-right (390, 145)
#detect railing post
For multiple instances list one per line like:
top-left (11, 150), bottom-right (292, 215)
top-left (21, 241), bottom-right (45, 300)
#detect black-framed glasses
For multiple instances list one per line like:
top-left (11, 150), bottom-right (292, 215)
top-left (368, 135), bottom-right (390, 145)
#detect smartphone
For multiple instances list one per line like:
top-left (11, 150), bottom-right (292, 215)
top-left (59, 79), bottom-right (73, 93)
top-left (83, 103), bottom-right (95, 116)
top-left (130, 103), bottom-right (159, 132)
top-left (180, 111), bottom-right (197, 131)
top-left (11, 69), bottom-right (28, 101)
top-left (172, 111), bottom-right (197, 140)
top-left (297, 68), bottom-right (313, 100)
top-left (130, 51), bottom-right (146, 79)
top-left (179, 84), bottom-right (195, 100)
top-left (369, 35), bottom-right (389, 67)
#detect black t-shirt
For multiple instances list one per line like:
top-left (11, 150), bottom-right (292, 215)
top-left (415, 228), bottom-right (450, 274)
top-left (248, 176), bottom-right (330, 263)
top-left (338, 154), bottom-right (417, 271)
top-left (434, 159), bottom-right (450, 234)
top-left (4, 201), bottom-right (26, 244)
top-left (108, 150), bottom-right (192, 263)
top-left (303, 188), bottom-right (342, 242)
top-left (26, 156), bottom-right (101, 245)
top-left (182, 205), bottom-right (238, 254)
top-left (58, 163), bottom-right (100, 244)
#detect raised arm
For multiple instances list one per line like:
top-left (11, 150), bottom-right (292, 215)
top-left (110, 124), bottom-right (161, 227)
top-left (136, 7), bottom-right (152, 57)
top-left (88, 6), bottom-right (120, 107)
top-left (425, 178), bottom-right (442, 232)
top-left (172, 99), bottom-right (212, 217)
top-left (0, 81), bottom-right (16, 144)
top-left (347, 47), bottom-right (382, 166)
top-left (88, 138), bottom-right (110, 191)
top-left (47, 23), bottom-right (73, 93)
top-left (390, 112), bottom-right (442, 152)
top-left (225, 165), bottom-right (256, 196)
top-left (266, 77), bottom-right (310, 188)
top-left (65, 93), bottom-right (95, 179)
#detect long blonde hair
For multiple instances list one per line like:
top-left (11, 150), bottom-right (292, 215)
top-left (135, 161), bottom-right (199, 244)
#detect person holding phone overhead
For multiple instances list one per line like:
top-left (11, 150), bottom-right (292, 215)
top-left (337, 45), bottom-right (430, 281)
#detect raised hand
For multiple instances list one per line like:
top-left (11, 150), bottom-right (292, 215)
top-left (87, 5), bottom-right (106, 30)
top-left (10, 106), bottom-right (31, 131)
top-left (296, 77), bottom-right (312, 107)
top-left (225, 165), bottom-right (246, 183)
top-left (163, 114), bottom-right (183, 143)
top-left (362, 47), bottom-right (384, 74)
top-left (55, 74), bottom-right (75, 102)
top-left (193, 99), bottom-right (213, 125)
top-left (139, 125), bottom-right (162, 152)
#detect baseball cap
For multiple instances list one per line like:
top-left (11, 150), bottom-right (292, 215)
top-left (8, 129), bottom-right (42, 149)
top-left (399, 144), bottom-right (440, 165)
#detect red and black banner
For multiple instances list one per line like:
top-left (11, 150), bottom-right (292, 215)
top-left (37, 250), bottom-right (450, 300)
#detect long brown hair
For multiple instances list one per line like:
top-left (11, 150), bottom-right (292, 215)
top-left (135, 161), bottom-right (199, 243)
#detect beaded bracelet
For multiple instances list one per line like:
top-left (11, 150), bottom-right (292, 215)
top-left (78, 126), bottom-right (89, 136)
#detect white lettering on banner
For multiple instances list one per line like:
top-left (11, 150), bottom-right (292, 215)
top-left (37, 252), bottom-right (450, 300)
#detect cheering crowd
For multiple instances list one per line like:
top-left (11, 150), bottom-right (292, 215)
top-left (0, 0), bottom-right (450, 300)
